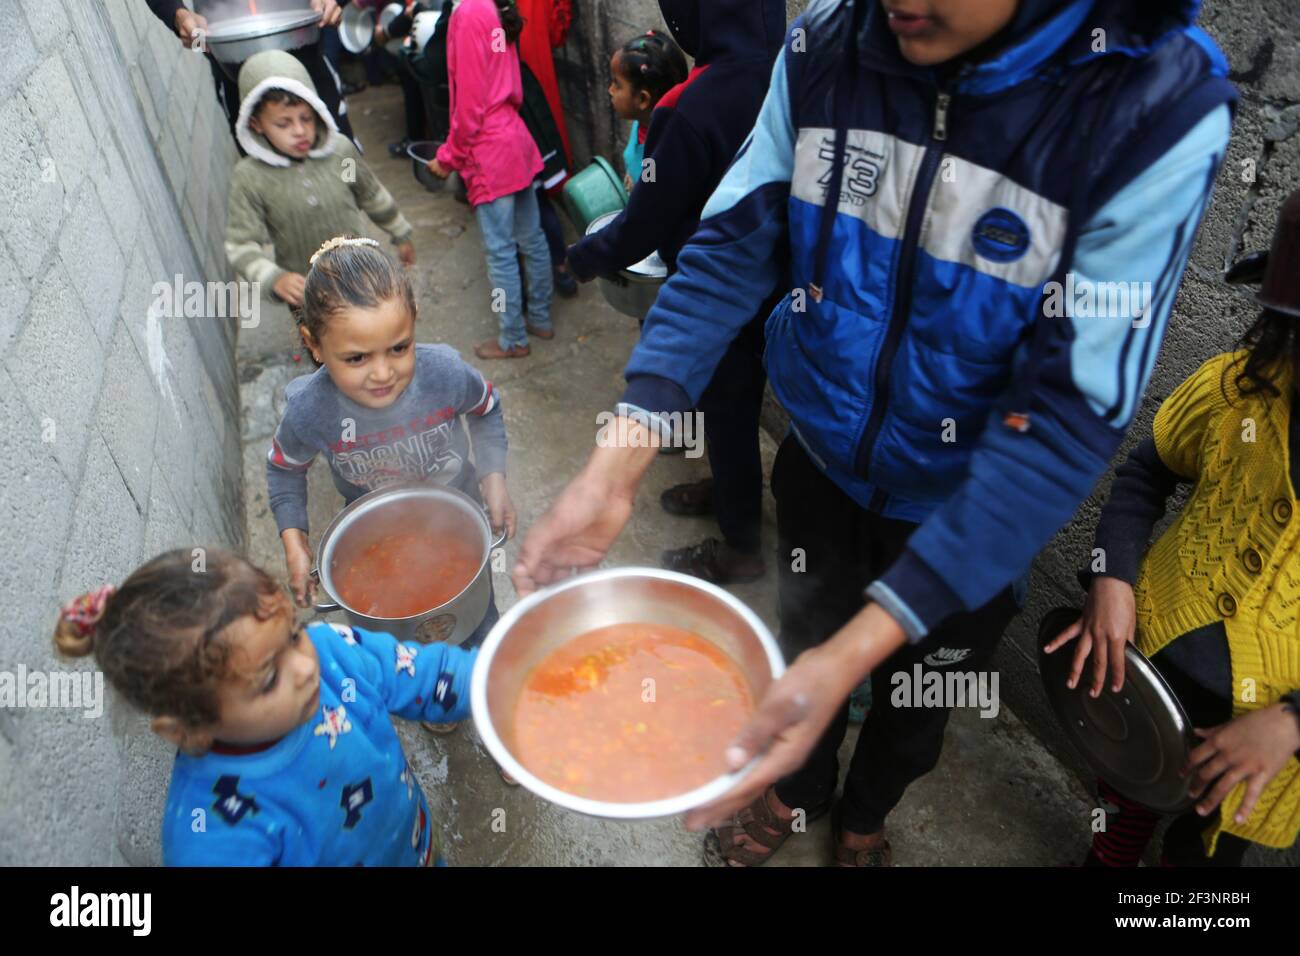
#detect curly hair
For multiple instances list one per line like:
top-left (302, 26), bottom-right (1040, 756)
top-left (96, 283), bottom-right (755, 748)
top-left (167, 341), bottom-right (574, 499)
top-left (1223, 307), bottom-right (1299, 402)
top-left (53, 549), bottom-right (282, 727)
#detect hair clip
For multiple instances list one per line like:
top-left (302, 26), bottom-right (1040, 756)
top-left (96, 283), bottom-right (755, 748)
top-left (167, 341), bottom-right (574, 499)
top-left (310, 235), bottom-right (380, 266)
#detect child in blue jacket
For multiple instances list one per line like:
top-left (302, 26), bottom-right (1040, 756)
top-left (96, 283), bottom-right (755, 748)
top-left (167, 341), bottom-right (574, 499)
top-left (54, 548), bottom-right (476, 866)
top-left (514, 0), bottom-right (1236, 865)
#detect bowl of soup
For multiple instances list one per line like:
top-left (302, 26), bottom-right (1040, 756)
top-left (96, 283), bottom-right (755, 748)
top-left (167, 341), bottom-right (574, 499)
top-left (471, 568), bottom-right (784, 819)
top-left (313, 483), bottom-right (505, 645)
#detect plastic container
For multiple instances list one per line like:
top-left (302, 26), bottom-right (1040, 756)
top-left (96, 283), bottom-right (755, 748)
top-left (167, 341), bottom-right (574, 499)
top-left (561, 156), bottom-right (627, 232)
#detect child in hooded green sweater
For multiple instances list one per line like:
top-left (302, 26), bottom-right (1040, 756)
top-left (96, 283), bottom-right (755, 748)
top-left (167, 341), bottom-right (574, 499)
top-left (225, 50), bottom-right (415, 310)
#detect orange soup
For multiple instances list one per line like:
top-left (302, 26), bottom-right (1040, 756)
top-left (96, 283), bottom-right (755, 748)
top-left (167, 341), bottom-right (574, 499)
top-left (512, 622), bottom-right (754, 803)
top-left (332, 530), bottom-right (480, 618)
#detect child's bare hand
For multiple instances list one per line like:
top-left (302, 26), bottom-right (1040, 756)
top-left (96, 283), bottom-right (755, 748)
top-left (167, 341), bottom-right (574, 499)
top-left (1043, 575), bottom-right (1136, 697)
top-left (273, 272), bottom-right (307, 307)
top-left (480, 473), bottom-right (516, 540)
top-left (311, 0), bottom-right (342, 27)
top-left (396, 240), bottom-right (416, 268)
top-left (1185, 705), bottom-right (1300, 823)
top-left (174, 9), bottom-right (209, 48)
top-left (281, 530), bottom-right (316, 608)
top-left (427, 158), bottom-right (452, 179)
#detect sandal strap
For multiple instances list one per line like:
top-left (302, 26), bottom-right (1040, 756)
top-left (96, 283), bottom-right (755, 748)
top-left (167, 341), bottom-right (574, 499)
top-left (834, 838), bottom-right (892, 867)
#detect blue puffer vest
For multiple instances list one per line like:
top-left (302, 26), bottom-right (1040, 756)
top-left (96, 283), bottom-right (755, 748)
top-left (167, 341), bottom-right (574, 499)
top-left (764, 0), bottom-right (1235, 520)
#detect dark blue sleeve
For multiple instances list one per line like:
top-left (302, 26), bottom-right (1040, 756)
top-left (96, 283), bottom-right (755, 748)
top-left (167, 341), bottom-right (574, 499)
top-left (618, 46), bottom-right (797, 422)
top-left (566, 111), bottom-right (714, 282)
top-left (1080, 437), bottom-right (1183, 589)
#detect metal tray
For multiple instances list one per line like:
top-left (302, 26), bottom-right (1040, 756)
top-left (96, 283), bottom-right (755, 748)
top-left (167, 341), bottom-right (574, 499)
top-left (1039, 615), bottom-right (1195, 813)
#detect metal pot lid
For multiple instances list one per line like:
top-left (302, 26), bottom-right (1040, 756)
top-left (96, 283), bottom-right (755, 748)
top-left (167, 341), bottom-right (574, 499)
top-left (585, 211), bottom-right (668, 279)
top-left (1040, 638), bottom-right (1194, 813)
top-left (206, 10), bottom-right (322, 42)
top-left (626, 249), bottom-right (667, 279)
top-left (586, 210), bottom-right (619, 235)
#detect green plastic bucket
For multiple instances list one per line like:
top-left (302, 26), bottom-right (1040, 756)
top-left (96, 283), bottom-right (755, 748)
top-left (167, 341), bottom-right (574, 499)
top-left (562, 156), bottom-right (628, 232)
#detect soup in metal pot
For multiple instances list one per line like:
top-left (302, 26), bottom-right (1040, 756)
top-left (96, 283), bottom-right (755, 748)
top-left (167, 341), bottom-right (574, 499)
top-left (513, 622), bottom-right (753, 803)
top-left (332, 529), bottom-right (480, 618)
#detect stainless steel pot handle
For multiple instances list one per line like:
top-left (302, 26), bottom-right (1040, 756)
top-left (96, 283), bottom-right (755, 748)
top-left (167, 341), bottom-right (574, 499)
top-left (309, 567), bottom-right (341, 613)
top-left (482, 506), bottom-right (508, 553)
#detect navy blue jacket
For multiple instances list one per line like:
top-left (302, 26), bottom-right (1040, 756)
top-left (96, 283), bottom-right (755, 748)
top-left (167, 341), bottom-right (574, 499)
top-left (621, 0), bottom-right (1235, 640)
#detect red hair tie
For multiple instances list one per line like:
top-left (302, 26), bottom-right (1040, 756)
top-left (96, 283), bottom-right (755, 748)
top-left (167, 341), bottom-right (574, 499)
top-left (60, 585), bottom-right (116, 638)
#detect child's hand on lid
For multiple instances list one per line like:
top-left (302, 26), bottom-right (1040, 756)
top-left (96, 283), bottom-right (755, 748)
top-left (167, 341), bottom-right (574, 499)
top-left (396, 240), bottom-right (416, 268)
top-left (273, 272), bottom-right (307, 308)
top-left (1043, 575), bottom-right (1137, 697)
top-left (480, 472), bottom-right (516, 541)
top-left (1185, 704), bottom-right (1300, 824)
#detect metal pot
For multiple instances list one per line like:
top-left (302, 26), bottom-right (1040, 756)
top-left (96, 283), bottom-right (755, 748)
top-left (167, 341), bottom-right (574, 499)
top-left (198, 1), bottom-right (322, 66)
top-left (471, 567), bottom-right (784, 819)
top-left (378, 3), bottom-right (406, 54)
top-left (312, 483), bottom-right (506, 645)
top-left (339, 4), bottom-right (375, 54)
top-left (407, 140), bottom-right (446, 192)
top-left (585, 210), bottom-right (668, 320)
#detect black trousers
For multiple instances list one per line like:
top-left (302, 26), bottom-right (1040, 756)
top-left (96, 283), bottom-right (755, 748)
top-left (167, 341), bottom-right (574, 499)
top-left (770, 435), bottom-right (1021, 834)
top-left (696, 314), bottom-right (768, 554)
top-left (535, 188), bottom-right (566, 267)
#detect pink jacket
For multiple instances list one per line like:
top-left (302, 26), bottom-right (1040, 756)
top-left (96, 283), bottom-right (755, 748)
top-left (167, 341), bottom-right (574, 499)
top-left (436, 0), bottom-right (543, 206)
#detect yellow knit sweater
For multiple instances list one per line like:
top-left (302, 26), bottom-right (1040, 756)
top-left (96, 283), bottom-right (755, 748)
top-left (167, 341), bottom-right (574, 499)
top-left (1134, 350), bottom-right (1300, 853)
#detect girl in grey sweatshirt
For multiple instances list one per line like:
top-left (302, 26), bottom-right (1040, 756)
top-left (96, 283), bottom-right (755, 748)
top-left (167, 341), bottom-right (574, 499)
top-left (266, 237), bottom-right (513, 635)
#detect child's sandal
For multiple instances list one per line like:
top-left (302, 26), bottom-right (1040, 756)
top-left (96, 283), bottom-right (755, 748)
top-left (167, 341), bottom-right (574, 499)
top-left (831, 804), bottom-right (892, 867)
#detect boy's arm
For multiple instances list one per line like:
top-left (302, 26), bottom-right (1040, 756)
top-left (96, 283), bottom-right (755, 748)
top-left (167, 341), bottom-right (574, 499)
top-left (143, 0), bottom-right (185, 31)
top-left (340, 141), bottom-right (414, 244)
top-left (343, 626), bottom-right (477, 723)
top-left (616, 42), bottom-right (798, 430)
top-left (868, 105), bottom-right (1233, 642)
top-left (226, 167), bottom-right (288, 291)
top-left (565, 113), bottom-right (715, 281)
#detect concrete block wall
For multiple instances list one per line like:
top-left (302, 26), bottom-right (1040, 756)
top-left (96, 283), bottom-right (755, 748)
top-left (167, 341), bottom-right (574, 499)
top-left (0, 0), bottom-right (244, 865)
top-left (556, 0), bottom-right (1300, 856)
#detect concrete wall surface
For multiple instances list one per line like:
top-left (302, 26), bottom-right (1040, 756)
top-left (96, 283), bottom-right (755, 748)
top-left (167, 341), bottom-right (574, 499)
top-left (0, 0), bottom-right (244, 866)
